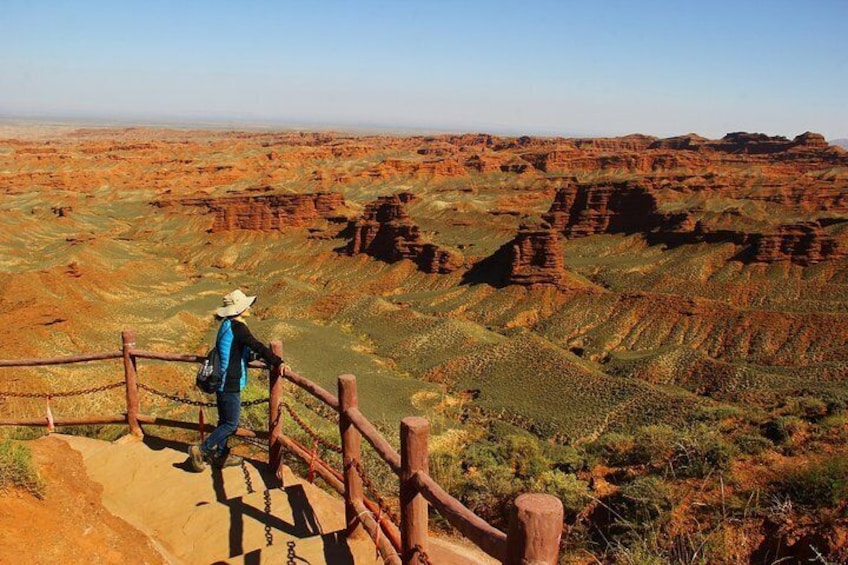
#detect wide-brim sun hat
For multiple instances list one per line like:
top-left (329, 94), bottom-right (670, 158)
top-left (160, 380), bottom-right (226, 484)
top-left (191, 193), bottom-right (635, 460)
top-left (216, 289), bottom-right (257, 318)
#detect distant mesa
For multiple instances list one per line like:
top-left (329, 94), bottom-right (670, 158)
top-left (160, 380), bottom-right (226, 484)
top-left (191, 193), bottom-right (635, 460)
top-left (745, 221), bottom-right (846, 265)
top-left (463, 222), bottom-right (593, 290)
top-left (154, 190), bottom-right (348, 232)
top-left (542, 180), bottom-right (670, 238)
top-left (341, 192), bottom-right (462, 274)
top-left (541, 179), bottom-right (847, 265)
top-left (363, 157), bottom-right (467, 180)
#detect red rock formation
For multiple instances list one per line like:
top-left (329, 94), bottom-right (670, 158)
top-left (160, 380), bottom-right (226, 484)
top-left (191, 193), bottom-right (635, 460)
top-left (156, 191), bottom-right (347, 232)
top-left (747, 222), bottom-right (845, 265)
top-left (344, 193), bottom-right (462, 274)
top-left (364, 158), bottom-right (467, 179)
top-left (648, 134), bottom-right (709, 150)
top-left (542, 180), bottom-right (668, 237)
top-left (506, 223), bottom-right (569, 288)
top-left (463, 153), bottom-right (507, 173)
top-left (540, 181), bottom-right (848, 265)
top-left (572, 134), bottom-right (658, 152)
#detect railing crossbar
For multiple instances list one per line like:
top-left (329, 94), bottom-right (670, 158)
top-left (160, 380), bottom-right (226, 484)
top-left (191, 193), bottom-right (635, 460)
top-left (412, 471), bottom-right (508, 561)
top-left (282, 367), bottom-right (340, 410)
top-left (0, 351), bottom-right (123, 367)
top-left (345, 406), bottom-right (402, 475)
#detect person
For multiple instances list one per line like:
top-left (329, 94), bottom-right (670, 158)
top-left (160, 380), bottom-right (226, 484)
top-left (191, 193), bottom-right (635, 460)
top-left (189, 289), bottom-right (283, 472)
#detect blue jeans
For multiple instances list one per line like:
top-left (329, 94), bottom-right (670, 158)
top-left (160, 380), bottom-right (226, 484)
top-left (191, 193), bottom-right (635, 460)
top-left (201, 391), bottom-right (240, 457)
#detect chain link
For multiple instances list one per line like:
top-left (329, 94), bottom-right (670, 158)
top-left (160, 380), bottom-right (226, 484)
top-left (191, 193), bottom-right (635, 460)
top-left (238, 435), bottom-right (270, 451)
top-left (137, 382), bottom-right (217, 406)
top-left (348, 457), bottom-right (399, 525)
top-left (295, 390), bottom-right (340, 425)
top-left (241, 459), bottom-right (255, 495)
top-left (264, 489), bottom-right (273, 547)
top-left (282, 401), bottom-right (343, 454)
top-left (0, 381), bottom-right (124, 399)
top-left (137, 382), bottom-right (268, 408)
top-left (287, 541), bottom-right (297, 565)
top-left (414, 544), bottom-right (433, 565)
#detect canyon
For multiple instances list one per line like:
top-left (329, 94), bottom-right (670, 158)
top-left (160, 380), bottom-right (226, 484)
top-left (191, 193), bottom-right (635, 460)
top-left (1, 124), bottom-right (847, 563)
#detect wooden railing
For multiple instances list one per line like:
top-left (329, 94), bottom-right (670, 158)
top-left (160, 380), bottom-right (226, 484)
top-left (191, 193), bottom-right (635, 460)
top-left (0, 329), bottom-right (564, 565)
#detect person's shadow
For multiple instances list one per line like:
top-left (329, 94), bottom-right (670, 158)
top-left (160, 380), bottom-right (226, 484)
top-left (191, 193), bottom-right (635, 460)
top-left (149, 433), bottom-right (354, 563)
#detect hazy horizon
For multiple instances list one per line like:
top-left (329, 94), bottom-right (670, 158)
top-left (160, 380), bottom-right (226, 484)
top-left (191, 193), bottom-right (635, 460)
top-left (2, 1), bottom-right (846, 140)
top-left (3, 112), bottom-right (847, 143)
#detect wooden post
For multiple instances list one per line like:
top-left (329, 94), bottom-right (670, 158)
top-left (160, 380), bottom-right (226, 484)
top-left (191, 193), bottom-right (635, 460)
top-left (400, 416), bottom-right (429, 565)
top-left (269, 340), bottom-right (284, 477)
top-left (504, 493), bottom-right (563, 565)
top-left (338, 374), bottom-right (365, 538)
top-left (121, 329), bottom-right (142, 437)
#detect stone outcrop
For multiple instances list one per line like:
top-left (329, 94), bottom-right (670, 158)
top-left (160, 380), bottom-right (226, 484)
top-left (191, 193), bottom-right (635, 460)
top-left (343, 193), bottom-right (462, 274)
top-left (542, 180), bottom-right (670, 237)
top-left (364, 158), bottom-right (467, 180)
top-left (747, 222), bottom-right (845, 265)
top-left (505, 223), bottom-right (569, 287)
top-left (701, 131), bottom-right (830, 154)
top-left (541, 181), bottom-right (847, 265)
top-left (155, 191), bottom-right (347, 232)
top-left (462, 222), bottom-right (593, 289)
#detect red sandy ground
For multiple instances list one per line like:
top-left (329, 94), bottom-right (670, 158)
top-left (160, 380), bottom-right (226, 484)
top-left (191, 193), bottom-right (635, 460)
top-left (0, 436), bottom-right (167, 565)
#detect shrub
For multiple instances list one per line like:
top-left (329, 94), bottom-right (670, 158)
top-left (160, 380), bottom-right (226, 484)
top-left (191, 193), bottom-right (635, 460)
top-left (0, 440), bottom-right (45, 498)
top-left (544, 443), bottom-right (587, 473)
top-left (775, 454), bottom-right (848, 508)
top-left (734, 433), bottom-right (773, 455)
top-left (631, 425), bottom-right (676, 467)
top-left (591, 432), bottom-right (636, 467)
top-left (500, 435), bottom-right (549, 479)
top-left (670, 425), bottom-right (736, 478)
top-left (762, 416), bottom-right (803, 444)
top-left (613, 476), bottom-right (674, 526)
top-left (790, 397), bottom-right (829, 422)
top-left (532, 470), bottom-right (590, 515)
top-left (695, 405), bottom-right (744, 422)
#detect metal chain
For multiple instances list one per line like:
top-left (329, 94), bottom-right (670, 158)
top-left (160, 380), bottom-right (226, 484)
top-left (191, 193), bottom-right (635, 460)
top-left (137, 382), bottom-right (268, 408)
top-left (348, 457), bottom-right (399, 525)
top-left (241, 460), bottom-right (255, 495)
top-left (414, 544), bottom-right (433, 565)
top-left (0, 381), bottom-right (124, 399)
top-left (282, 401), bottom-right (343, 454)
top-left (296, 390), bottom-right (340, 425)
top-left (137, 382), bottom-right (217, 407)
top-left (287, 541), bottom-right (297, 565)
top-left (264, 489), bottom-right (273, 547)
top-left (238, 435), bottom-right (269, 451)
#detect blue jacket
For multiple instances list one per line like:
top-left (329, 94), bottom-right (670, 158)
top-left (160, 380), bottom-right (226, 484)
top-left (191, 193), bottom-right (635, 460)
top-left (216, 318), bottom-right (282, 392)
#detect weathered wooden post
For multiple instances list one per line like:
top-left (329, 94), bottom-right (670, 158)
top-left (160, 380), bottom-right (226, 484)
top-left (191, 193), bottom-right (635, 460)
top-left (121, 329), bottom-right (142, 437)
top-left (269, 340), bottom-right (284, 476)
top-left (400, 416), bottom-right (429, 565)
top-left (338, 374), bottom-right (365, 538)
top-left (504, 493), bottom-right (563, 565)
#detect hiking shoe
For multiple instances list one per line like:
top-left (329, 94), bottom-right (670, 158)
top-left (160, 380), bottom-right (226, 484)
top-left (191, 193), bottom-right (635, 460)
top-left (188, 444), bottom-right (207, 472)
top-left (213, 453), bottom-right (244, 468)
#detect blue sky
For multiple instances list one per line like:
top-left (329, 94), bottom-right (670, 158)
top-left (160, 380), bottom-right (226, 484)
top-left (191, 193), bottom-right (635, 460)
top-left (1, 0), bottom-right (846, 139)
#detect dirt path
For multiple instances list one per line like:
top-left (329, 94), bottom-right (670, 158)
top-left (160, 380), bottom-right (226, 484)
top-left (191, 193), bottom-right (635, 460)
top-left (2, 433), bottom-right (496, 564)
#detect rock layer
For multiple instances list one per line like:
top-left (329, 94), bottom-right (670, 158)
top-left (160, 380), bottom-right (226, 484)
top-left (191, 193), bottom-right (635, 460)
top-left (155, 191), bottom-right (348, 232)
top-left (343, 193), bottom-right (462, 274)
top-left (505, 223), bottom-right (569, 287)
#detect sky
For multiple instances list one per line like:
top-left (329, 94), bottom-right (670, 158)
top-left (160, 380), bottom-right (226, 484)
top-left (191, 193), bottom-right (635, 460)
top-left (1, 0), bottom-right (846, 139)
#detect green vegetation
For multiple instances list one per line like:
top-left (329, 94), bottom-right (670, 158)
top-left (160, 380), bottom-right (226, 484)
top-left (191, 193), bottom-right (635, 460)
top-left (0, 440), bottom-right (45, 498)
top-left (773, 454), bottom-right (848, 508)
